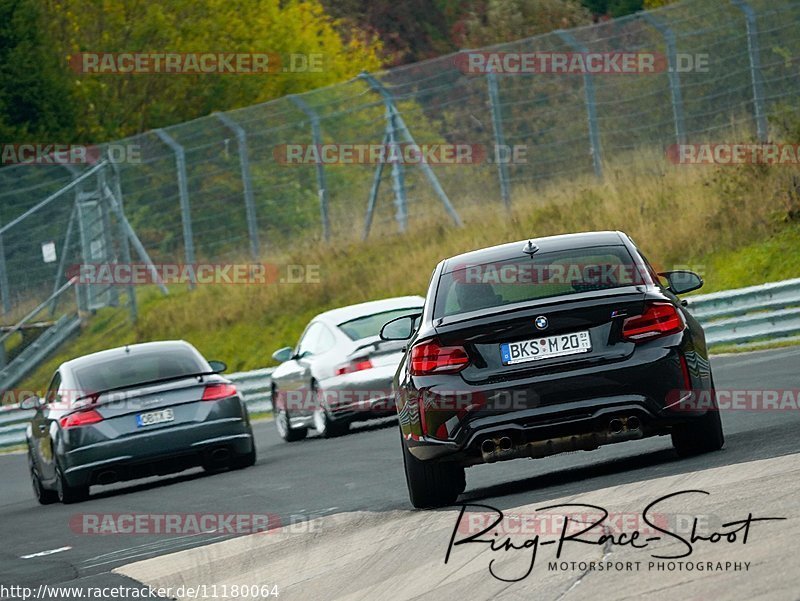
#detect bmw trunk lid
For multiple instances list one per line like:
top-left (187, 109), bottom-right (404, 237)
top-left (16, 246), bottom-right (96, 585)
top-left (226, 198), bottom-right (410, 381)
top-left (434, 286), bottom-right (646, 383)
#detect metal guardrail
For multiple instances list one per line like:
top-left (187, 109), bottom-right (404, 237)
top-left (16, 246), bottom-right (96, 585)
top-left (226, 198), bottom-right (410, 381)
top-left (0, 369), bottom-right (274, 449)
top-left (685, 278), bottom-right (800, 346)
top-left (228, 368), bottom-right (274, 414)
top-left (0, 405), bottom-right (34, 449)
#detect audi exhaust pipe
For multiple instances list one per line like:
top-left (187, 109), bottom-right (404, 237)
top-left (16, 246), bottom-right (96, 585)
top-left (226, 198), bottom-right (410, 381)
top-left (627, 415), bottom-right (641, 431)
top-left (210, 448), bottom-right (231, 462)
top-left (96, 470), bottom-right (118, 485)
top-left (608, 418), bottom-right (624, 434)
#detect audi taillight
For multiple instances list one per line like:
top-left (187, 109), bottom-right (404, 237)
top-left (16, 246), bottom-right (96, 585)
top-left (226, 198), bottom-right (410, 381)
top-left (60, 409), bottom-right (103, 429)
top-left (335, 358), bottom-right (373, 376)
top-left (202, 383), bottom-right (237, 401)
top-left (410, 339), bottom-right (470, 375)
top-left (622, 302), bottom-right (685, 342)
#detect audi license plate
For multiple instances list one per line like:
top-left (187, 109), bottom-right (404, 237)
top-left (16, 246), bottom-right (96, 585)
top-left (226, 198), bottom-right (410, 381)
top-left (136, 408), bottom-right (175, 427)
top-left (501, 331), bottom-right (591, 365)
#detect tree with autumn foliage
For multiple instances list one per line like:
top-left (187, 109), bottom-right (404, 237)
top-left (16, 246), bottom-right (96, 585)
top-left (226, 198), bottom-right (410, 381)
top-left (1, 0), bottom-right (382, 142)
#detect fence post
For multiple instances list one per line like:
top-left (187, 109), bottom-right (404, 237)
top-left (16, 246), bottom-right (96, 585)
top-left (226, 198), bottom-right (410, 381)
top-left (0, 221), bottom-right (9, 315)
top-left (360, 72), bottom-right (463, 228)
top-left (358, 75), bottom-right (408, 233)
top-left (287, 96), bottom-right (331, 241)
top-left (58, 163), bottom-right (83, 289)
top-left (101, 181), bottom-right (168, 296)
top-left (155, 128), bottom-right (196, 288)
top-left (107, 153), bottom-right (137, 322)
top-left (731, 0), bottom-right (769, 142)
top-left (555, 31), bottom-right (603, 179)
top-left (363, 132), bottom-right (389, 240)
top-left (215, 112), bottom-right (262, 256)
top-left (48, 205), bottom-right (76, 317)
top-left (487, 69), bottom-right (512, 210)
top-left (640, 12), bottom-right (687, 145)
top-left (95, 165), bottom-right (119, 307)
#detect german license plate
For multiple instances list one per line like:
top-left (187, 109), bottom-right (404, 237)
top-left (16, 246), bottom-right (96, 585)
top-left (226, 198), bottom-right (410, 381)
top-left (136, 408), bottom-right (175, 427)
top-left (501, 331), bottom-right (591, 365)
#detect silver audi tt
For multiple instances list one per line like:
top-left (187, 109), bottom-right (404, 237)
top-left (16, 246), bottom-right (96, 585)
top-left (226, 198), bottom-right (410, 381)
top-left (24, 340), bottom-right (255, 504)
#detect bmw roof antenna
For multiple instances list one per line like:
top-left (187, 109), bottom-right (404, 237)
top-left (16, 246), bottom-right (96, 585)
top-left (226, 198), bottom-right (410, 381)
top-left (523, 240), bottom-right (539, 257)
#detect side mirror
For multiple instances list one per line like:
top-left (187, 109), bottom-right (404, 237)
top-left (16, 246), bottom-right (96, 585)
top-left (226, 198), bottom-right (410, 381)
top-left (659, 270), bottom-right (703, 295)
top-left (208, 360), bottom-right (227, 373)
top-left (380, 313), bottom-right (421, 341)
top-left (20, 395), bottom-right (42, 410)
top-left (272, 347), bottom-right (294, 363)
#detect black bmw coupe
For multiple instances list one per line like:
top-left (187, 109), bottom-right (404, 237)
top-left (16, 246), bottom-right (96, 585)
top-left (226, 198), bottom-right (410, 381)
top-left (382, 231), bottom-right (724, 508)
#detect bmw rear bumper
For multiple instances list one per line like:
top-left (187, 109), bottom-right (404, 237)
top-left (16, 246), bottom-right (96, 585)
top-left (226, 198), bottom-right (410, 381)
top-left (404, 344), bottom-right (714, 463)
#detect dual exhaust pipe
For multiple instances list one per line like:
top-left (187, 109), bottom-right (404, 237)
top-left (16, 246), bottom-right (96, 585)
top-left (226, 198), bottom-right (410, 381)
top-left (481, 436), bottom-right (513, 462)
top-left (479, 415), bottom-right (644, 464)
top-left (608, 415), bottom-right (641, 434)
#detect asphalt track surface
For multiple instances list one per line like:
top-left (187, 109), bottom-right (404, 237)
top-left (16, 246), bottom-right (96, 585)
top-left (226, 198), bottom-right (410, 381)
top-left (1, 346), bottom-right (799, 599)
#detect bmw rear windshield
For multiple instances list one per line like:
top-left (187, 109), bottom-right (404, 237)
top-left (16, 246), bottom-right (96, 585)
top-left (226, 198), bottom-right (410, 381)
top-left (434, 245), bottom-right (647, 318)
top-left (73, 348), bottom-right (209, 393)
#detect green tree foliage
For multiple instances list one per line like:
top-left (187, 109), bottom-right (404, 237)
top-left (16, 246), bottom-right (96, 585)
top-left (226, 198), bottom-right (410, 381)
top-left (0, 0), bottom-right (76, 140)
top-left (0, 0), bottom-right (381, 141)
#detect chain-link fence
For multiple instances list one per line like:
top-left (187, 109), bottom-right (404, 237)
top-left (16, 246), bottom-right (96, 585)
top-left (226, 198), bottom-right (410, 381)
top-left (1, 0), bottom-right (799, 321)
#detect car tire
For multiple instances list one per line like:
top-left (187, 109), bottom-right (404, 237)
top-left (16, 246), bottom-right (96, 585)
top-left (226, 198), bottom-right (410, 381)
top-left (313, 407), bottom-right (349, 438)
top-left (401, 431), bottom-right (465, 509)
top-left (56, 464), bottom-right (89, 504)
top-left (274, 387), bottom-right (308, 442)
top-left (29, 455), bottom-right (58, 505)
top-left (672, 405), bottom-right (724, 457)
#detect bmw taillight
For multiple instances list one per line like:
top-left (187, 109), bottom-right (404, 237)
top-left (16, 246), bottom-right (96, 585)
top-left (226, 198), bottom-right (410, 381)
top-left (60, 409), bottom-right (103, 429)
top-left (202, 383), bottom-right (237, 401)
top-left (622, 302), bottom-right (685, 342)
top-left (335, 358), bottom-right (373, 376)
top-left (410, 339), bottom-right (470, 375)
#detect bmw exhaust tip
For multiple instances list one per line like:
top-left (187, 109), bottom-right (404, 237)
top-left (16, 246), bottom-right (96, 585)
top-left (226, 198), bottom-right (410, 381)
top-left (480, 439), bottom-right (497, 463)
top-left (627, 415), bottom-right (641, 431)
top-left (498, 436), bottom-right (513, 452)
top-left (608, 418), bottom-right (624, 434)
